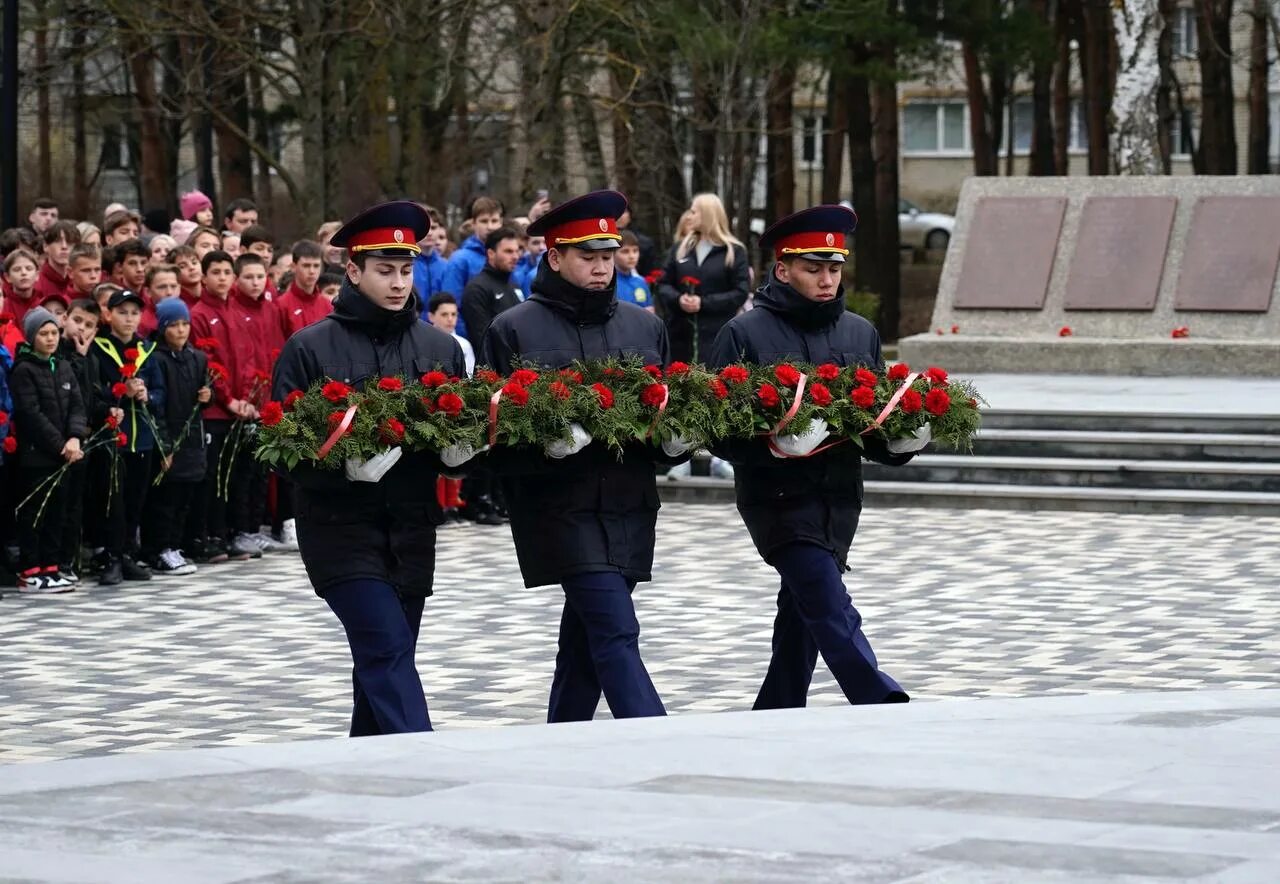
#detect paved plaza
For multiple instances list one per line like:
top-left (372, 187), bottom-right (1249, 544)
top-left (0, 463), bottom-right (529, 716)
top-left (2, 502), bottom-right (1277, 765)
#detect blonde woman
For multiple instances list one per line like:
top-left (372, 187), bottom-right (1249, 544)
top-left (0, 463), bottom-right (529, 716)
top-left (657, 193), bottom-right (750, 364)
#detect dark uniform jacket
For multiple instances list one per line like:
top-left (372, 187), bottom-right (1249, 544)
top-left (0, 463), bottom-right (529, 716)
top-left (708, 274), bottom-right (914, 570)
top-left (58, 337), bottom-right (108, 427)
top-left (152, 343), bottom-right (209, 483)
top-left (9, 345), bottom-right (88, 469)
top-left (272, 280), bottom-right (466, 598)
top-left (89, 334), bottom-right (166, 454)
top-left (460, 265), bottom-right (522, 348)
top-left (480, 262), bottom-right (681, 589)
top-left (656, 241), bottom-right (750, 362)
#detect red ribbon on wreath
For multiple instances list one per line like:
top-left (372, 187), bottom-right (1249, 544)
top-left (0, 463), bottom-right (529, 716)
top-left (488, 388), bottom-right (504, 448)
top-left (765, 370), bottom-right (923, 459)
top-left (316, 405), bottom-right (358, 459)
top-left (860, 372), bottom-right (921, 434)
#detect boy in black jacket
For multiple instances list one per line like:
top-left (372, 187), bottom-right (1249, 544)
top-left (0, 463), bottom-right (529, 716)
top-left (10, 307), bottom-right (87, 593)
top-left (140, 299), bottom-right (209, 575)
top-left (90, 289), bottom-right (166, 586)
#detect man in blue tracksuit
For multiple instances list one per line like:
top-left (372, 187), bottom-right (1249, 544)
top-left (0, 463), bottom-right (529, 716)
top-left (440, 196), bottom-right (506, 341)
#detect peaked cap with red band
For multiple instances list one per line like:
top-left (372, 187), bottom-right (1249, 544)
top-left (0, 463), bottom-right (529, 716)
top-left (330, 200), bottom-right (429, 258)
top-left (528, 190), bottom-right (628, 251)
top-left (762, 204), bottom-right (858, 263)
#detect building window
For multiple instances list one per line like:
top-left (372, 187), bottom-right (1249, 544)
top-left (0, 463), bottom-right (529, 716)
top-left (903, 101), bottom-right (970, 154)
top-left (799, 115), bottom-right (827, 167)
top-left (1172, 7), bottom-right (1198, 59)
top-left (99, 123), bottom-right (129, 170)
top-left (1171, 109), bottom-right (1198, 159)
top-left (1270, 92), bottom-right (1279, 165)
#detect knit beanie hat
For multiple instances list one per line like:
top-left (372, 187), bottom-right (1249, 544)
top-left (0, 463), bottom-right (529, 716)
top-left (23, 306), bottom-right (58, 344)
top-left (155, 297), bottom-right (191, 334)
top-left (180, 190), bottom-right (213, 222)
top-left (170, 218), bottom-right (198, 244)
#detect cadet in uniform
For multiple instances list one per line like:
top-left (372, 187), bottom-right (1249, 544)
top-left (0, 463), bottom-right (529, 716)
top-left (272, 202), bottom-right (466, 735)
top-left (709, 206), bottom-right (930, 709)
top-left (479, 190), bottom-right (689, 723)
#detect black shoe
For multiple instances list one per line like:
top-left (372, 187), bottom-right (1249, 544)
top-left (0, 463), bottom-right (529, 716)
top-left (121, 557), bottom-right (152, 581)
top-left (99, 559), bottom-right (124, 586)
top-left (87, 549), bottom-right (111, 575)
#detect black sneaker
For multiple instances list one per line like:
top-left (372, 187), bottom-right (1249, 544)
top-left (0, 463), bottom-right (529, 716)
top-left (121, 557), bottom-right (152, 581)
top-left (87, 549), bottom-right (111, 575)
top-left (57, 565), bottom-right (81, 584)
top-left (99, 559), bottom-right (124, 586)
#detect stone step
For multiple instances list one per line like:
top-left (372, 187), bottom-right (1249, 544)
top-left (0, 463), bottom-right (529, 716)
top-left (972, 428), bottom-right (1280, 462)
top-left (979, 409), bottom-right (1280, 435)
top-left (657, 476), bottom-right (1280, 515)
top-left (864, 454), bottom-right (1280, 493)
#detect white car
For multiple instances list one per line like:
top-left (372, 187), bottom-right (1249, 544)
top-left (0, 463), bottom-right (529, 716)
top-left (898, 199), bottom-right (954, 250)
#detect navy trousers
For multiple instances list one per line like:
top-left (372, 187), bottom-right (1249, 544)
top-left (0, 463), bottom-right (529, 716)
top-left (325, 579), bottom-right (432, 736)
top-left (548, 571), bottom-right (666, 723)
top-left (754, 542), bottom-right (907, 709)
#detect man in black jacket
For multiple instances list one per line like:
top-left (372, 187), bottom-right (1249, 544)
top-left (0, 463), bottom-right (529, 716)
top-left (272, 202), bottom-right (467, 737)
top-left (480, 190), bottom-right (689, 723)
top-left (709, 206), bottom-right (929, 710)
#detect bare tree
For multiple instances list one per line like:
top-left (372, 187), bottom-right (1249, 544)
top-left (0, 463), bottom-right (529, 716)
top-left (1111, 0), bottom-right (1164, 174)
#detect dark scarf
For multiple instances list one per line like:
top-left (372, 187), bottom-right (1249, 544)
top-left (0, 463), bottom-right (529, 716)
top-left (331, 277), bottom-right (418, 338)
top-left (529, 260), bottom-right (617, 325)
top-left (753, 271), bottom-right (847, 332)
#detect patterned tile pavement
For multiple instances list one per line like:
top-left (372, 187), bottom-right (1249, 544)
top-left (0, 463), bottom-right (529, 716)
top-left (2, 503), bottom-right (1278, 764)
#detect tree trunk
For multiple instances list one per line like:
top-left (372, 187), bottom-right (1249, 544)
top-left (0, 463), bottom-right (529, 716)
top-left (248, 61), bottom-right (273, 216)
top-left (1081, 0), bottom-right (1114, 174)
top-left (690, 70), bottom-right (718, 194)
top-left (821, 72), bottom-right (849, 203)
top-left (872, 75), bottom-right (901, 341)
top-left (1053, 0), bottom-right (1073, 174)
top-left (70, 5), bottom-right (88, 218)
top-left (765, 62), bottom-right (796, 222)
top-left (571, 86), bottom-right (609, 189)
top-left (1194, 0), bottom-right (1237, 173)
top-left (209, 7), bottom-right (253, 204)
top-left (1111, 0), bottom-right (1164, 174)
top-left (121, 28), bottom-right (170, 212)
top-left (1156, 0), bottom-right (1176, 172)
top-left (962, 41), bottom-right (997, 175)
top-left (34, 0), bottom-right (52, 197)
top-left (1246, 0), bottom-right (1271, 173)
top-left (846, 61), bottom-right (879, 299)
top-left (1030, 0), bottom-right (1057, 175)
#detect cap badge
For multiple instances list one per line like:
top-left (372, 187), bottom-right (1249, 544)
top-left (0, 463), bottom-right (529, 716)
top-left (599, 219), bottom-right (609, 232)
top-left (825, 233), bottom-right (835, 247)
top-left (394, 229), bottom-right (405, 243)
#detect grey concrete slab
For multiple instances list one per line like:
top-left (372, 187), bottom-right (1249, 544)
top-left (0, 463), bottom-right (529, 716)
top-left (957, 373), bottom-right (1280, 417)
top-left (1, 690), bottom-right (1277, 882)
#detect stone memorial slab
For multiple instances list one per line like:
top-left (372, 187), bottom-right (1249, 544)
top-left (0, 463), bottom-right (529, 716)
top-left (953, 196), bottom-right (1067, 310)
top-left (1175, 196), bottom-right (1280, 312)
top-left (1064, 196), bottom-right (1176, 310)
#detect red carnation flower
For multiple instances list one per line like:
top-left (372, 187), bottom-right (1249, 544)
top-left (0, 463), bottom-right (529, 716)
top-left (327, 410), bottom-right (354, 435)
top-left (643, 365), bottom-right (663, 379)
top-left (757, 383), bottom-right (781, 408)
top-left (680, 275), bottom-right (701, 287)
top-left (321, 380), bottom-right (352, 402)
top-left (901, 389), bottom-right (923, 414)
top-left (641, 383), bottom-right (667, 408)
top-left (260, 401), bottom-right (284, 427)
top-left (809, 383), bottom-right (832, 406)
top-left (3, 436), bottom-right (16, 455)
top-left (774, 364), bottom-right (801, 387)
top-left (115, 432), bottom-right (128, 448)
top-left (816, 363), bottom-right (840, 381)
top-left (118, 364), bottom-right (137, 378)
top-left (207, 362), bottom-right (228, 380)
top-left (0, 411), bottom-right (8, 426)
top-left (935, 328), bottom-right (945, 335)
top-left (1171, 326), bottom-right (1190, 339)
top-left (719, 365), bottom-right (749, 385)
top-left (887, 363), bottom-right (910, 381)
top-left (510, 368), bottom-right (540, 387)
top-left (854, 368), bottom-right (878, 387)
top-left (377, 377), bottom-right (404, 392)
top-left (252, 370), bottom-right (271, 384)
top-left (124, 348), bottom-right (140, 362)
top-left (925, 388), bottom-right (951, 416)
top-left (437, 392), bottom-right (464, 417)
top-left (644, 270), bottom-right (664, 285)
top-left (1059, 326), bottom-right (1073, 337)
top-left (475, 369), bottom-right (501, 383)
top-left (104, 414), bottom-right (119, 429)
top-left (708, 379), bottom-right (728, 400)
top-left (951, 324), bottom-right (959, 334)
top-left (558, 369), bottom-right (584, 384)
top-left (501, 382), bottom-right (529, 406)
top-left (421, 371), bottom-right (449, 388)
top-left (550, 381), bottom-right (572, 401)
top-left (283, 390), bottom-right (305, 411)
top-left (422, 396), bottom-right (437, 413)
top-left (195, 337), bottom-right (219, 353)
top-left (111, 382), bottom-right (129, 399)
top-left (667, 361), bottom-right (690, 376)
top-left (851, 386), bottom-right (876, 409)
top-left (602, 367), bottom-right (626, 378)
top-left (925, 366), bottom-right (949, 386)
top-left (593, 383), bottom-right (615, 409)
top-left (379, 417), bottom-right (405, 444)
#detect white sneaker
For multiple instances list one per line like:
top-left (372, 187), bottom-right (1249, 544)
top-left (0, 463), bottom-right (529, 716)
top-left (18, 570), bottom-right (73, 594)
top-left (277, 519), bottom-right (299, 551)
top-left (251, 532), bottom-right (286, 553)
top-left (156, 549), bottom-right (197, 576)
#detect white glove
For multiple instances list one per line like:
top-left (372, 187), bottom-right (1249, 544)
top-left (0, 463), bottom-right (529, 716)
top-left (545, 423), bottom-right (592, 459)
top-left (661, 434), bottom-right (694, 458)
top-left (345, 446), bottom-right (402, 483)
top-left (769, 418), bottom-right (830, 459)
top-left (887, 423), bottom-right (931, 455)
top-left (439, 442), bottom-right (481, 469)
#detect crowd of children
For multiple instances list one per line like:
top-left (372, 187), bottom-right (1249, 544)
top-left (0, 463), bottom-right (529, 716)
top-left (0, 191), bottom-right (661, 595)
